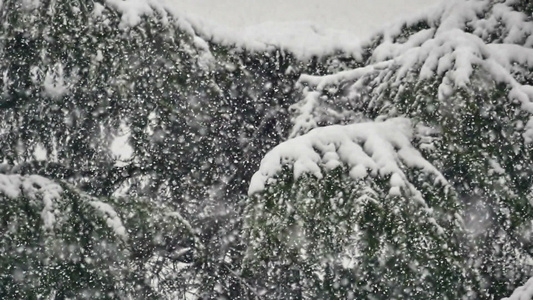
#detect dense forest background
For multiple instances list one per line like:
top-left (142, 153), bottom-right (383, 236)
top-left (0, 0), bottom-right (532, 299)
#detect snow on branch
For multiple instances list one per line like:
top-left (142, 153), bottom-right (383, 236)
top-left (301, 0), bottom-right (533, 91)
top-left (249, 117), bottom-right (447, 204)
top-left (502, 277), bottom-right (533, 300)
top-left (298, 61), bottom-right (392, 91)
top-left (0, 173), bottom-right (129, 241)
top-left (297, 0), bottom-right (533, 140)
top-left (89, 200), bottom-right (129, 241)
top-left (0, 174), bottom-right (63, 230)
top-left (101, 0), bottom-right (363, 59)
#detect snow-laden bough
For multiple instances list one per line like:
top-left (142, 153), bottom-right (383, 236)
top-left (249, 118), bottom-right (447, 208)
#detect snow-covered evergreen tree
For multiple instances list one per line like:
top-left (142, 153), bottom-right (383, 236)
top-left (0, 0), bottom-right (344, 298)
top-left (1, 0), bottom-right (532, 298)
top-left (245, 118), bottom-right (472, 299)
top-left (244, 0), bottom-right (533, 298)
top-left (0, 173), bottom-right (198, 299)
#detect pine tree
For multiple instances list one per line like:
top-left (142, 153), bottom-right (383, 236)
top-left (247, 0), bottom-right (533, 298)
top-left (244, 118), bottom-right (472, 299)
top-left (0, 1), bottom-right (347, 298)
top-left (2, 0), bottom-right (532, 298)
top-left (0, 173), bottom-right (197, 299)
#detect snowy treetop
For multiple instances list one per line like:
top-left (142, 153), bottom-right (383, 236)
top-left (249, 117), bottom-right (447, 204)
top-left (15, 0), bottom-right (533, 64)
top-left (0, 173), bottom-right (128, 240)
top-left (301, 0), bottom-right (533, 90)
top-left (191, 19), bottom-right (364, 60)
top-left (294, 0), bottom-right (533, 141)
top-left (71, 0), bottom-right (363, 59)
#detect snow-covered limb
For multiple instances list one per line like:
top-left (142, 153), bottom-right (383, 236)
top-left (245, 118), bottom-right (464, 298)
top-left (296, 0), bottom-right (533, 140)
top-left (249, 117), bottom-right (447, 202)
top-left (100, 0), bottom-right (365, 60)
top-left (0, 173), bottom-right (22, 199)
top-left (89, 200), bottom-right (129, 241)
top-left (288, 89), bottom-right (321, 138)
top-left (0, 173), bottom-right (130, 241)
top-left (502, 277), bottom-right (533, 300)
top-left (298, 61), bottom-right (392, 91)
top-left (0, 174), bottom-right (63, 230)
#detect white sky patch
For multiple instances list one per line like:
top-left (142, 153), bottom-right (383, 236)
top-left (43, 63), bottom-right (69, 99)
top-left (110, 122), bottom-right (133, 166)
top-left (164, 0), bottom-right (442, 40)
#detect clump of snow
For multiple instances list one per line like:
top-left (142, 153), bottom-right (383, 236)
top-left (192, 36), bottom-right (215, 70)
top-left (23, 175), bottom-right (63, 230)
top-left (89, 200), bottom-right (128, 241)
top-left (110, 121), bottom-right (134, 166)
top-left (502, 277), bottom-right (533, 300)
top-left (249, 117), bottom-right (447, 205)
top-left (0, 174), bottom-right (22, 199)
top-left (92, 2), bottom-right (105, 17)
top-left (0, 174), bottom-right (63, 230)
top-left (288, 89), bottom-right (321, 138)
top-left (34, 143), bottom-right (47, 161)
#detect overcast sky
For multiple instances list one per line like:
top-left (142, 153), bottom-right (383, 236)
top-left (165, 0), bottom-right (442, 38)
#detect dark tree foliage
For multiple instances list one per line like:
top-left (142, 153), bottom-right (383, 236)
top-left (1, 0), bottom-right (532, 299)
top-left (0, 0), bottom-right (350, 298)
